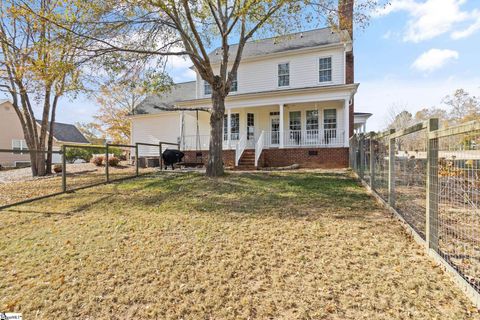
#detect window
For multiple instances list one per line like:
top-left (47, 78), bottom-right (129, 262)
top-left (230, 73), bottom-right (238, 92)
top-left (306, 110), bottom-right (319, 131)
top-left (12, 139), bottom-right (28, 151)
top-left (231, 113), bottom-right (240, 140)
top-left (278, 63), bottom-right (290, 87)
top-left (223, 115), bottom-right (228, 140)
top-left (319, 57), bottom-right (332, 82)
top-left (323, 109), bottom-right (337, 129)
top-left (223, 113), bottom-right (240, 141)
top-left (289, 111), bottom-right (301, 131)
top-left (204, 81), bottom-right (212, 95)
top-left (247, 113), bottom-right (254, 140)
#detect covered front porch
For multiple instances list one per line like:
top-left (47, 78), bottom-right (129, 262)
top-left (177, 84), bottom-right (356, 167)
top-left (181, 100), bottom-right (349, 167)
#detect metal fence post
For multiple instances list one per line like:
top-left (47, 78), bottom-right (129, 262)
top-left (62, 145), bottom-right (67, 192)
top-left (426, 118), bottom-right (439, 251)
top-left (369, 133), bottom-right (375, 189)
top-left (160, 142), bottom-right (163, 171)
top-left (388, 129), bottom-right (396, 207)
top-left (359, 134), bottom-right (365, 179)
top-left (135, 143), bottom-right (139, 176)
top-left (105, 144), bottom-right (110, 182)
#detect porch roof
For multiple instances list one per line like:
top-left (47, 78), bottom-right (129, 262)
top-left (176, 83), bottom-right (358, 109)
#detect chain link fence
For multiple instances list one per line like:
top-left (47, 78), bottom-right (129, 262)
top-left (351, 119), bottom-right (480, 308)
top-left (0, 141), bottom-right (179, 210)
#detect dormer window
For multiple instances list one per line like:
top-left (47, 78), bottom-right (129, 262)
top-left (204, 81), bottom-right (212, 95)
top-left (230, 73), bottom-right (237, 92)
top-left (278, 63), bottom-right (289, 87)
top-left (319, 57), bottom-right (332, 82)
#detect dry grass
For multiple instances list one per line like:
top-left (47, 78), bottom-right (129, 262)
top-left (0, 163), bottom-right (154, 207)
top-left (0, 170), bottom-right (479, 319)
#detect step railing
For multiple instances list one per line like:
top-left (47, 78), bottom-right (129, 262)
top-left (255, 130), bottom-right (265, 167)
top-left (235, 133), bottom-right (247, 166)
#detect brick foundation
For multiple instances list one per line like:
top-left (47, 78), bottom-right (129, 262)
top-left (258, 147), bottom-right (349, 169)
top-left (183, 150), bottom-right (235, 167)
top-left (182, 148), bottom-right (348, 169)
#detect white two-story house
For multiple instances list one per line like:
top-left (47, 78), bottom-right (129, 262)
top-left (130, 27), bottom-right (363, 169)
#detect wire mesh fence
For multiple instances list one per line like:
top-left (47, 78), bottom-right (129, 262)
top-left (0, 141), bottom-right (173, 210)
top-left (393, 129), bottom-right (428, 239)
top-left (434, 130), bottom-right (480, 294)
top-left (350, 119), bottom-right (480, 306)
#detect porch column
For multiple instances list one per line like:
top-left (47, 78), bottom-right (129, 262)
top-left (279, 104), bottom-right (284, 148)
top-left (179, 111), bottom-right (184, 149)
top-left (227, 109), bottom-right (232, 149)
top-left (343, 98), bottom-right (350, 147)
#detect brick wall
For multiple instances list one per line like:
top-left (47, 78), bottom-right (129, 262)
top-left (259, 148), bottom-right (348, 169)
top-left (182, 148), bottom-right (348, 169)
top-left (183, 150), bottom-right (235, 167)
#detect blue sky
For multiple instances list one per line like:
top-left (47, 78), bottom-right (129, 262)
top-left (46, 0), bottom-right (480, 131)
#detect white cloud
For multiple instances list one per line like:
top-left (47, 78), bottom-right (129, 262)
top-left (412, 49), bottom-right (459, 72)
top-left (375, 0), bottom-right (479, 42)
top-left (451, 10), bottom-right (480, 39)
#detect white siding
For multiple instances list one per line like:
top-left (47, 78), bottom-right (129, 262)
top-left (131, 113), bottom-right (181, 156)
top-left (196, 47), bottom-right (345, 97)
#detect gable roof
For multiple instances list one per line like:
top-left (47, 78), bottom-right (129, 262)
top-left (135, 28), bottom-right (351, 115)
top-left (134, 81), bottom-right (196, 115)
top-left (35, 120), bottom-right (90, 144)
top-left (208, 28), bottom-right (350, 64)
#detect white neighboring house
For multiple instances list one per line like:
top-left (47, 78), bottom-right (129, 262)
top-left (0, 100), bottom-right (90, 167)
top-left (354, 112), bottom-right (372, 134)
top-left (130, 28), bottom-right (370, 168)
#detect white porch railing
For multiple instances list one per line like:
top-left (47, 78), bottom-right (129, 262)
top-left (181, 129), bottom-right (344, 151)
top-left (263, 129), bottom-right (344, 148)
top-left (283, 129), bottom-right (344, 147)
top-left (235, 133), bottom-right (247, 166)
top-left (255, 130), bottom-right (265, 167)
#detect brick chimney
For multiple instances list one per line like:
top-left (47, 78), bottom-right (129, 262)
top-left (338, 0), bottom-right (354, 137)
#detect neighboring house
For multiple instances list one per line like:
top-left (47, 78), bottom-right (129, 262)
top-left (0, 100), bottom-right (90, 167)
top-left (354, 112), bottom-right (372, 134)
top-left (130, 27), bottom-right (370, 168)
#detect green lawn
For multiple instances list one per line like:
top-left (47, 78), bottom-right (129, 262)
top-left (1, 170), bottom-right (478, 319)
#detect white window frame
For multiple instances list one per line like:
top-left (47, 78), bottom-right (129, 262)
top-left (277, 62), bottom-right (290, 87)
top-left (306, 110), bottom-right (319, 131)
top-left (318, 56), bottom-right (333, 84)
top-left (204, 81), bottom-right (212, 96)
top-left (230, 73), bottom-right (238, 92)
top-left (12, 139), bottom-right (28, 151)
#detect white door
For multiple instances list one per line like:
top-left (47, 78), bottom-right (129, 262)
top-left (270, 114), bottom-right (280, 146)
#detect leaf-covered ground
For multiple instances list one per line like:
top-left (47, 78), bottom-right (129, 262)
top-left (0, 170), bottom-right (478, 319)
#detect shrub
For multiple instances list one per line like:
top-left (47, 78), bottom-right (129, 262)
top-left (65, 147), bottom-right (94, 163)
top-left (53, 164), bottom-right (63, 173)
top-left (92, 156), bottom-right (104, 166)
top-left (108, 156), bottom-right (120, 167)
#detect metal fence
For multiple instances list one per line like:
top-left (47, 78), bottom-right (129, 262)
top-left (0, 141), bottom-right (179, 210)
top-left (350, 119), bottom-right (480, 308)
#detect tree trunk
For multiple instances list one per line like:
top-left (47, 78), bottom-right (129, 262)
top-left (206, 91), bottom-right (226, 177)
top-left (45, 95), bottom-right (59, 174)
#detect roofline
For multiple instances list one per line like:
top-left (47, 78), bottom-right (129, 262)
top-left (176, 83), bottom-right (359, 107)
top-left (192, 42), bottom-right (349, 70)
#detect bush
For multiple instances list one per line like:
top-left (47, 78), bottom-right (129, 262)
top-left (92, 156), bottom-right (104, 166)
top-left (65, 147), bottom-right (94, 163)
top-left (108, 156), bottom-right (120, 167)
top-left (53, 164), bottom-right (63, 173)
